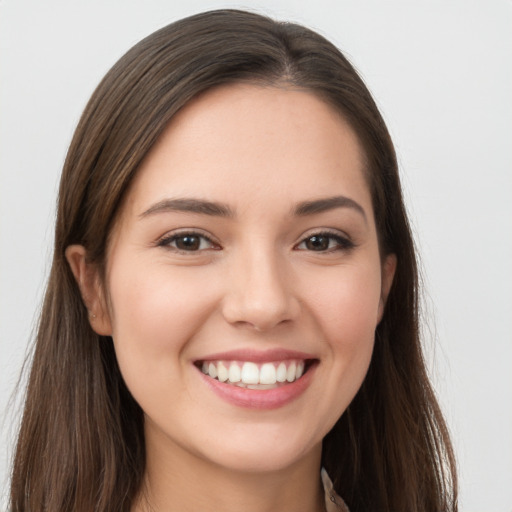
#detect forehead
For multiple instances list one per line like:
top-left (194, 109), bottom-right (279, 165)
top-left (121, 83), bottom-right (372, 220)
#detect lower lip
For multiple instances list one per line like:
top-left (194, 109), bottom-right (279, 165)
top-left (197, 363), bottom-right (317, 410)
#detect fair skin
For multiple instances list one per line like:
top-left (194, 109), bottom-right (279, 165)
top-left (66, 83), bottom-right (396, 512)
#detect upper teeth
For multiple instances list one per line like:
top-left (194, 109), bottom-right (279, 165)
top-left (200, 360), bottom-right (305, 386)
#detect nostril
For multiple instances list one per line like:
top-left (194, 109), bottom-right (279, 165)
top-left (222, 299), bottom-right (301, 332)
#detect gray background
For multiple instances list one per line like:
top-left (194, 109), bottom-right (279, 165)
top-left (1, 1), bottom-right (511, 510)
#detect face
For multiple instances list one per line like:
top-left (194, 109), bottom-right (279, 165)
top-left (70, 83), bottom-right (395, 475)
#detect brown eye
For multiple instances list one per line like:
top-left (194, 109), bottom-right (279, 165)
top-left (175, 235), bottom-right (201, 251)
top-left (305, 235), bottom-right (330, 251)
top-left (158, 232), bottom-right (217, 252)
top-left (297, 232), bottom-right (355, 252)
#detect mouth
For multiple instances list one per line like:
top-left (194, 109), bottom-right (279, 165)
top-left (193, 349), bottom-right (319, 409)
top-left (194, 358), bottom-right (318, 390)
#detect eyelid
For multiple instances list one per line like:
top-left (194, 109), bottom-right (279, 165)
top-left (155, 227), bottom-right (354, 253)
top-left (294, 228), bottom-right (355, 251)
top-left (156, 229), bottom-right (221, 252)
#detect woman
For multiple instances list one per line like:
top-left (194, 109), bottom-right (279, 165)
top-left (10, 9), bottom-right (457, 512)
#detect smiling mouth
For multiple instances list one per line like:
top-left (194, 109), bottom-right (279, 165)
top-left (195, 359), bottom-right (317, 389)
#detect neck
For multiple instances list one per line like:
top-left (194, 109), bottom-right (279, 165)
top-left (132, 425), bottom-right (326, 512)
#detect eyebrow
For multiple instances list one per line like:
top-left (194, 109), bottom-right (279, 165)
top-left (293, 195), bottom-right (367, 223)
top-left (139, 195), bottom-right (367, 222)
top-left (139, 198), bottom-right (234, 218)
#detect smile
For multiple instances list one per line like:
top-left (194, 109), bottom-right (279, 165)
top-left (194, 349), bottom-right (318, 409)
top-left (199, 360), bottom-right (308, 389)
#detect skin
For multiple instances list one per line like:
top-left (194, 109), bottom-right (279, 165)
top-left (67, 83), bottom-right (396, 512)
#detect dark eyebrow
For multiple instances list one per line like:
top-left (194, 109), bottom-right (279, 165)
top-left (293, 195), bottom-right (367, 223)
top-left (139, 195), bottom-right (366, 222)
top-left (139, 198), bottom-right (234, 218)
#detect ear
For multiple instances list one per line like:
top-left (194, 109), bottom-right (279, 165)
top-left (65, 244), bottom-right (112, 336)
top-left (377, 253), bottom-right (397, 323)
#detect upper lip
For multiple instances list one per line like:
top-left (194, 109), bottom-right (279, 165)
top-left (196, 348), bottom-right (317, 363)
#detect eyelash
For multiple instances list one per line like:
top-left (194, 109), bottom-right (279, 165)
top-left (157, 231), bottom-right (219, 253)
top-left (295, 231), bottom-right (355, 252)
top-left (157, 230), bottom-right (355, 254)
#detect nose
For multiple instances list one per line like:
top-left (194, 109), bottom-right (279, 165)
top-left (221, 246), bottom-right (301, 332)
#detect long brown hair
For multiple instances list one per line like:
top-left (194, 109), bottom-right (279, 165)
top-left (10, 9), bottom-right (457, 511)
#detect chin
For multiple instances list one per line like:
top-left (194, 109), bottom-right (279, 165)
top-left (199, 428), bottom-right (322, 474)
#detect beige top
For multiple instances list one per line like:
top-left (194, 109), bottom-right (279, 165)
top-left (322, 468), bottom-right (349, 512)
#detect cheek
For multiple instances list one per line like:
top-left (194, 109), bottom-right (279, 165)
top-left (301, 261), bottom-right (381, 379)
top-left (306, 262), bottom-right (382, 335)
top-left (290, 262), bottom-right (383, 436)
top-left (106, 258), bottom-right (218, 379)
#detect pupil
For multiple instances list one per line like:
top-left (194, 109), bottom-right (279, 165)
top-left (177, 235), bottom-right (200, 250)
top-left (307, 235), bottom-right (328, 251)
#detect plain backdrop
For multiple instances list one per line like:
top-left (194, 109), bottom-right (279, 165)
top-left (1, 1), bottom-right (511, 510)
